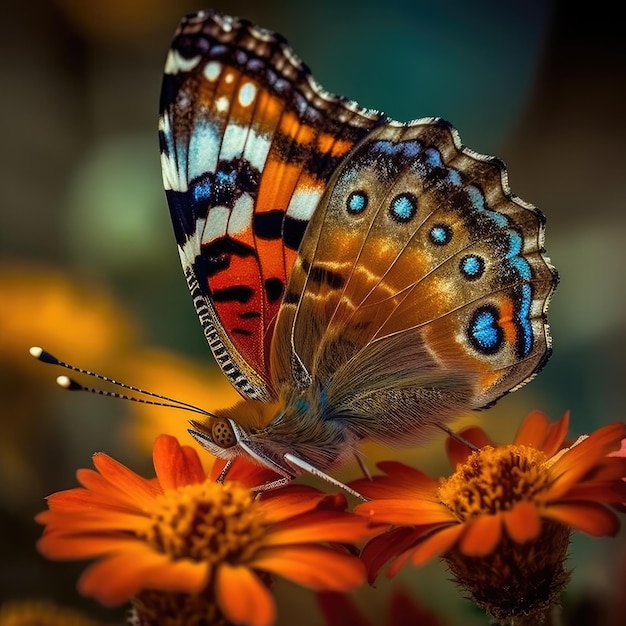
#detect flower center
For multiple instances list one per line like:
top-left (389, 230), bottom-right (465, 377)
top-left (142, 481), bottom-right (266, 564)
top-left (438, 445), bottom-right (551, 521)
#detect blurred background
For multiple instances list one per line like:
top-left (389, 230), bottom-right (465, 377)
top-left (1, 0), bottom-right (624, 624)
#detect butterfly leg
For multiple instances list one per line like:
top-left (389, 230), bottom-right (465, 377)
top-left (283, 453), bottom-right (368, 501)
top-left (251, 477), bottom-right (293, 493)
top-left (437, 424), bottom-right (479, 452)
top-left (354, 451), bottom-right (373, 480)
top-left (215, 458), bottom-right (234, 483)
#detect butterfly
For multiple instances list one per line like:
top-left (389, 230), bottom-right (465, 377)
top-left (159, 10), bottom-right (557, 486)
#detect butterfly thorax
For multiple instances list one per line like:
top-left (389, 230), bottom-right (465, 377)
top-left (196, 387), bottom-right (357, 477)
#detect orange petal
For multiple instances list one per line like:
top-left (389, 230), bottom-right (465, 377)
top-left (216, 563), bottom-right (276, 626)
top-left (218, 456), bottom-right (283, 489)
top-left (50, 470), bottom-right (150, 516)
top-left (541, 411), bottom-right (570, 456)
top-left (503, 501), bottom-right (541, 543)
top-left (153, 435), bottom-right (204, 489)
top-left (37, 533), bottom-right (145, 560)
top-left (250, 545), bottom-right (365, 591)
top-left (514, 411), bottom-right (550, 448)
top-left (548, 423), bottom-right (626, 499)
top-left (447, 427), bottom-right (492, 467)
top-left (76, 469), bottom-right (152, 509)
top-left (46, 482), bottom-right (149, 515)
top-left (407, 524), bottom-right (463, 566)
top-left (140, 558), bottom-right (209, 594)
top-left (92, 453), bottom-right (160, 506)
top-left (608, 437), bottom-right (626, 458)
top-left (264, 511), bottom-right (378, 546)
top-left (586, 457), bottom-right (626, 483)
top-left (180, 444), bottom-right (208, 483)
top-left (258, 486), bottom-right (342, 523)
top-left (352, 465), bottom-right (439, 501)
top-left (360, 527), bottom-right (423, 583)
top-left (78, 549), bottom-right (204, 606)
top-left (44, 487), bottom-right (124, 513)
top-left (542, 502), bottom-right (621, 537)
top-left (35, 508), bottom-right (150, 535)
top-left (387, 547), bottom-right (416, 578)
top-left (459, 514), bottom-right (502, 556)
top-left (355, 498), bottom-right (455, 526)
top-left (562, 480), bottom-right (626, 504)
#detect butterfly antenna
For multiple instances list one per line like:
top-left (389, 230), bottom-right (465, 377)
top-left (437, 423), bottom-right (479, 451)
top-left (29, 346), bottom-right (216, 418)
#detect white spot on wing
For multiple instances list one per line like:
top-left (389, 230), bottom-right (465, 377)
top-left (220, 123), bottom-right (248, 161)
top-left (202, 206), bottom-right (230, 245)
top-left (160, 114), bottom-right (184, 192)
top-left (220, 15), bottom-right (235, 32)
top-left (215, 96), bottom-right (229, 113)
top-left (203, 61), bottom-right (222, 82)
top-left (165, 50), bottom-right (201, 74)
top-left (228, 193), bottom-right (254, 236)
top-left (161, 151), bottom-right (187, 192)
top-left (188, 120), bottom-right (220, 181)
top-left (286, 188), bottom-right (322, 221)
top-left (243, 131), bottom-right (271, 171)
top-left (179, 217), bottom-right (206, 264)
top-left (238, 82), bottom-right (257, 107)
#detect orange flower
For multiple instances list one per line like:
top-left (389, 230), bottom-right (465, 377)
top-left (37, 435), bottom-right (375, 626)
top-left (354, 412), bottom-right (626, 623)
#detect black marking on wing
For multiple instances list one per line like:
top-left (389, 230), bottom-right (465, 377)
top-left (283, 215), bottom-right (309, 250)
top-left (199, 239), bottom-right (258, 279)
top-left (212, 286), bottom-right (254, 303)
top-left (253, 210), bottom-right (285, 240)
top-left (264, 278), bottom-right (284, 302)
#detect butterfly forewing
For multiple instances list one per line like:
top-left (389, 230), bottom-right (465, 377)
top-left (160, 10), bottom-right (385, 400)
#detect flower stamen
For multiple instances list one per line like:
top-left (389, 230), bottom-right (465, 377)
top-left (143, 482), bottom-right (266, 565)
top-left (438, 445), bottom-right (551, 520)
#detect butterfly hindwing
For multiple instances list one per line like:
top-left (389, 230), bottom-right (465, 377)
top-left (159, 10), bottom-right (385, 400)
top-left (271, 121), bottom-right (556, 442)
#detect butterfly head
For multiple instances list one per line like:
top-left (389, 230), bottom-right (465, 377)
top-left (188, 399), bottom-right (301, 479)
top-left (187, 393), bottom-right (358, 481)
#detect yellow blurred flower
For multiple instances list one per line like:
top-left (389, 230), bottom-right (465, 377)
top-left (53, 0), bottom-right (186, 43)
top-left (121, 347), bottom-right (240, 465)
top-left (0, 261), bottom-right (237, 505)
top-left (0, 599), bottom-right (100, 626)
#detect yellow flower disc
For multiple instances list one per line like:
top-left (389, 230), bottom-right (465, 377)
top-left (438, 445), bottom-right (551, 520)
top-left (144, 481), bottom-right (266, 564)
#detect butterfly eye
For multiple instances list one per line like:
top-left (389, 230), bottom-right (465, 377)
top-left (211, 419), bottom-right (237, 448)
